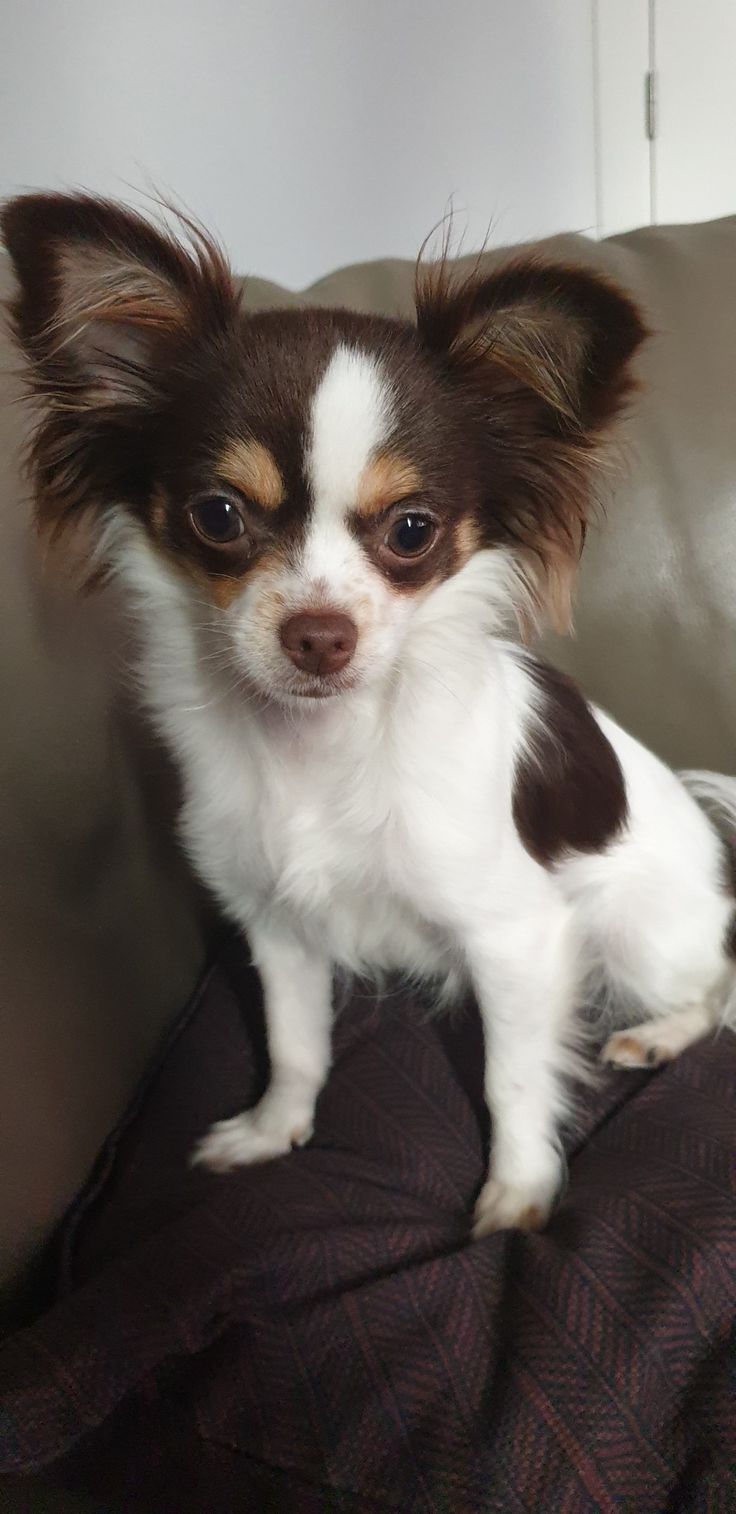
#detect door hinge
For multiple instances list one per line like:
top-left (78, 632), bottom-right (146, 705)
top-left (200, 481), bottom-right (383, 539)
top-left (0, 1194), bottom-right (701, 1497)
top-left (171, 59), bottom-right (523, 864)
top-left (645, 70), bottom-right (657, 140)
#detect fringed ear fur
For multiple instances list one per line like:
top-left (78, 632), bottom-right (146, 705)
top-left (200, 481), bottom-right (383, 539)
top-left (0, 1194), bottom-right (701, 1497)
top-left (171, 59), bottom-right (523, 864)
top-left (415, 256), bottom-right (647, 632)
top-left (1, 192), bottom-right (239, 557)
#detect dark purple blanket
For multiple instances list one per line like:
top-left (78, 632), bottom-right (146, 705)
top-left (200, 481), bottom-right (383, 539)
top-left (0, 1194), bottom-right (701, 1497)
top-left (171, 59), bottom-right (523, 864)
top-left (0, 937), bottom-right (734, 1512)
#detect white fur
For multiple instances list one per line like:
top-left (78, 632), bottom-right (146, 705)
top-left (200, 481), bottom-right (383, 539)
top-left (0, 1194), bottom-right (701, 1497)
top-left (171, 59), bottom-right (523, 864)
top-left (105, 487), bottom-right (736, 1232)
top-left (307, 344), bottom-right (393, 521)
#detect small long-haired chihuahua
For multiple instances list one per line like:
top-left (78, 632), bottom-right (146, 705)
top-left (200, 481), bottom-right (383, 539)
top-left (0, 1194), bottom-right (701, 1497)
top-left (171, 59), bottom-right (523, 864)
top-left (4, 193), bottom-right (735, 1233)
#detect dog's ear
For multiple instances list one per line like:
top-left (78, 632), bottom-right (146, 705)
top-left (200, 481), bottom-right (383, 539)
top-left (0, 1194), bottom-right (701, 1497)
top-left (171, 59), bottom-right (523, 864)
top-left (416, 258), bottom-right (647, 631)
top-left (1, 192), bottom-right (238, 547)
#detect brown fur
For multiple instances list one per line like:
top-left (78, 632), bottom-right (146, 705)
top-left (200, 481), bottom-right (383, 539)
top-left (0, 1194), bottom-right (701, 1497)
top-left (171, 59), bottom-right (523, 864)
top-left (416, 256), bottom-right (647, 630)
top-left (1, 193), bottom-right (238, 558)
top-left (164, 538), bottom-right (292, 611)
top-left (205, 551), bottom-right (290, 611)
top-left (513, 658), bottom-right (629, 866)
top-left (1, 193), bottom-right (646, 622)
top-left (149, 484), bottom-right (169, 536)
top-left (455, 516), bottom-right (482, 566)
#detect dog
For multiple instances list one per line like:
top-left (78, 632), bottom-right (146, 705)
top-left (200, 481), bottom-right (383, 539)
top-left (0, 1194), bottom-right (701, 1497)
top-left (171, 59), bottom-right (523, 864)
top-left (4, 192), bottom-right (735, 1234)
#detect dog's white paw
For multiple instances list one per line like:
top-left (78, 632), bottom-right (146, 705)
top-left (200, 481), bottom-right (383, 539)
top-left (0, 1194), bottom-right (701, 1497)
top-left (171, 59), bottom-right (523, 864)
top-left (191, 1103), bottom-right (314, 1173)
top-left (601, 1030), bottom-right (665, 1070)
top-left (472, 1173), bottom-right (558, 1237)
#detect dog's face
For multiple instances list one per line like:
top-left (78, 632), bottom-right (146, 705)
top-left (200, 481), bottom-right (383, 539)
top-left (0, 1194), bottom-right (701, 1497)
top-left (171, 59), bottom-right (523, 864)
top-left (1, 195), bottom-right (645, 707)
top-left (132, 308), bottom-right (488, 704)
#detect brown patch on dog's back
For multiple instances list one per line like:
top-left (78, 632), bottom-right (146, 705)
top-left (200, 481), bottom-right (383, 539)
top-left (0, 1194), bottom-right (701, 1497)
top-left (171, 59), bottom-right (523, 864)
top-left (216, 438), bottom-right (285, 511)
top-left (354, 453), bottom-right (422, 518)
top-left (513, 658), bottom-right (628, 866)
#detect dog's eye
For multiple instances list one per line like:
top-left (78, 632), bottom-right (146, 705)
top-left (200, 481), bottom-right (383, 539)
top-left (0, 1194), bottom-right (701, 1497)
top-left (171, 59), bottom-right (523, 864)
top-left (384, 513), bottom-right (438, 558)
top-left (189, 495), bottom-right (245, 545)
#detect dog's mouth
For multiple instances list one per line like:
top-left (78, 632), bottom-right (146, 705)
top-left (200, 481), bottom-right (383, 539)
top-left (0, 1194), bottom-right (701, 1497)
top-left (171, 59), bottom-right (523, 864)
top-left (263, 664), bottom-right (362, 705)
top-left (287, 672), bottom-right (358, 701)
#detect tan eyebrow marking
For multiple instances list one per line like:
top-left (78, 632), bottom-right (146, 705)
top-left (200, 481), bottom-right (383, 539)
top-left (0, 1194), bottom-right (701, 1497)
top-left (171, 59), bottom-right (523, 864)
top-left (354, 452), bottom-right (422, 518)
top-left (216, 438), bottom-right (286, 511)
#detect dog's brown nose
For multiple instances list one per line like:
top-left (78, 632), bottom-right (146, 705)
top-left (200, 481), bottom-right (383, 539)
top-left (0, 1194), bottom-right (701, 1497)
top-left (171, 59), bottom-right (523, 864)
top-left (279, 611), bottom-right (357, 676)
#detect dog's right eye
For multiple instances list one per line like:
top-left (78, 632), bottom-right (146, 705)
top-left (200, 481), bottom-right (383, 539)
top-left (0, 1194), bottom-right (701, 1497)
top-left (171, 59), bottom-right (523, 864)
top-left (383, 512), bottom-right (438, 559)
top-left (189, 495), bottom-right (246, 546)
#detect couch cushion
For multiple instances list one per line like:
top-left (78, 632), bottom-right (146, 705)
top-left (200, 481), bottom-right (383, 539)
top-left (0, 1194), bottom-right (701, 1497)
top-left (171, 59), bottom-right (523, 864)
top-left (0, 935), bottom-right (733, 1512)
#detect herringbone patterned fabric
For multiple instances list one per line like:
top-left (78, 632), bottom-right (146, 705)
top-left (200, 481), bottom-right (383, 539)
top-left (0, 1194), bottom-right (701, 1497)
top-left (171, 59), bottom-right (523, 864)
top-left (0, 936), bottom-right (733, 1512)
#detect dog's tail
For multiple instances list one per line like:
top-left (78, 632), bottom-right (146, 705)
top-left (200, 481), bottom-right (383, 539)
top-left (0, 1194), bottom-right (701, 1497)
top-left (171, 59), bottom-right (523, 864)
top-left (679, 768), bottom-right (736, 832)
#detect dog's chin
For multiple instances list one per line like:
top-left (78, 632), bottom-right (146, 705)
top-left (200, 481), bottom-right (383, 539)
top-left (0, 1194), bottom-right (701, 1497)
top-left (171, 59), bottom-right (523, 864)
top-left (289, 686), bottom-right (342, 702)
top-left (265, 671), bottom-right (361, 710)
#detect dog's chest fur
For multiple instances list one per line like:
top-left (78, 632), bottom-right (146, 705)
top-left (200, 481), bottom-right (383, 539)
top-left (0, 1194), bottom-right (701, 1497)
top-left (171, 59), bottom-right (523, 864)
top-left (175, 661), bottom-right (515, 981)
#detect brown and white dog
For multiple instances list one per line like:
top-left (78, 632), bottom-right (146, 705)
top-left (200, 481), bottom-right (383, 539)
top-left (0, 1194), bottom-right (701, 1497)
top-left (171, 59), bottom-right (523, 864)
top-left (4, 193), bottom-right (735, 1233)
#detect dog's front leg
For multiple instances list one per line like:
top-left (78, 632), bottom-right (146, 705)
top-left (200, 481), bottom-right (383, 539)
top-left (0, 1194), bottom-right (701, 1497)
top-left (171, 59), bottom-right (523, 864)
top-left (465, 901), bottom-right (579, 1234)
top-left (192, 921), bottom-right (333, 1172)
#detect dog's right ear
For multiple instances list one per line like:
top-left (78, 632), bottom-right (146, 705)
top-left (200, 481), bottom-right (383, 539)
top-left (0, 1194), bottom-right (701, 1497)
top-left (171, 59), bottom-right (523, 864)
top-left (1, 193), bottom-right (238, 544)
top-left (416, 255), bottom-right (647, 632)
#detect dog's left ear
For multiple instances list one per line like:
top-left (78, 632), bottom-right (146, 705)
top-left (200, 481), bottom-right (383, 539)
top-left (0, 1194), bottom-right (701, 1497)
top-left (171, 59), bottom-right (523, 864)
top-left (416, 258), bottom-right (647, 631)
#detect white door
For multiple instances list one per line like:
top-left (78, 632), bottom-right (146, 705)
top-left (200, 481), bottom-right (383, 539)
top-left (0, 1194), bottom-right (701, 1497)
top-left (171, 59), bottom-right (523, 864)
top-left (596, 0), bottom-right (736, 236)
top-left (652, 0), bottom-right (736, 224)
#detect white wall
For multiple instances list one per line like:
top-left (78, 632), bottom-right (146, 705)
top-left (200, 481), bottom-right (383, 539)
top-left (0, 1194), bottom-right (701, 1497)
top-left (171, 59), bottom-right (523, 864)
top-left (593, 0), bottom-right (650, 237)
top-left (0, 0), bottom-right (598, 287)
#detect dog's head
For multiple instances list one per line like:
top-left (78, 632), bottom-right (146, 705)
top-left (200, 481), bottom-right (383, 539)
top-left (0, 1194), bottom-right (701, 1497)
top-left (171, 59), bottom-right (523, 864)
top-left (2, 194), bottom-right (646, 707)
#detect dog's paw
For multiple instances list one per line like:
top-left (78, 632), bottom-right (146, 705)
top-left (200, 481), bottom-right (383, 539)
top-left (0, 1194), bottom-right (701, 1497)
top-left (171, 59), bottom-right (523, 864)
top-left (191, 1105), bottom-right (314, 1173)
top-left (472, 1175), bottom-right (556, 1238)
top-left (601, 1031), bottom-right (668, 1070)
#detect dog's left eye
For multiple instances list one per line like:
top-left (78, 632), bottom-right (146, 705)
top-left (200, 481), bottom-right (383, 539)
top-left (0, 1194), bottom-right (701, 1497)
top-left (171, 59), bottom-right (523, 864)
top-left (384, 513), bottom-right (438, 558)
top-left (189, 495), bottom-right (246, 545)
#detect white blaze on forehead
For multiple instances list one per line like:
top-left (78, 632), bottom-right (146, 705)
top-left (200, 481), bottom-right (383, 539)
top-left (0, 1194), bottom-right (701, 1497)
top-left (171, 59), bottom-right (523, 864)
top-left (307, 344), bottom-right (393, 522)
